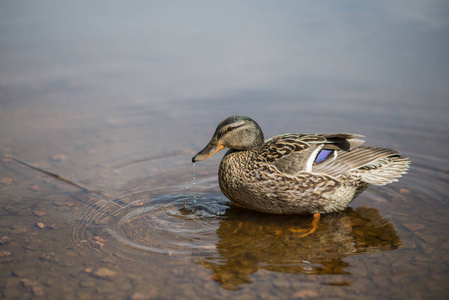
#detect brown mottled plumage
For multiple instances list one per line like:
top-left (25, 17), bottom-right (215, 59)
top-left (192, 115), bottom-right (410, 215)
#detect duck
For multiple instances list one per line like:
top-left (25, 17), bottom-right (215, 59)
top-left (192, 115), bottom-right (410, 236)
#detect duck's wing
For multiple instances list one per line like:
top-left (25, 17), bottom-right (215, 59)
top-left (312, 146), bottom-right (401, 178)
top-left (258, 133), bottom-right (364, 176)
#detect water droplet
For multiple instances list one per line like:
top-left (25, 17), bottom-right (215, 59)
top-left (192, 163), bottom-right (197, 202)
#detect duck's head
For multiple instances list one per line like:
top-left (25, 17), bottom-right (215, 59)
top-left (192, 115), bottom-right (265, 163)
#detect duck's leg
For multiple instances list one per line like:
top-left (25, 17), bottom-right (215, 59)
top-left (289, 212), bottom-right (320, 237)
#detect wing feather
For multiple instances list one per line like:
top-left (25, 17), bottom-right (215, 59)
top-left (313, 146), bottom-right (400, 178)
top-left (257, 133), bottom-right (366, 176)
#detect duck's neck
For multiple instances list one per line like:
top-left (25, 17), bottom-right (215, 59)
top-left (243, 128), bottom-right (264, 150)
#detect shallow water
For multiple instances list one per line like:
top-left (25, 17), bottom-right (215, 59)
top-left (1, 1), bottom-right (449, 299)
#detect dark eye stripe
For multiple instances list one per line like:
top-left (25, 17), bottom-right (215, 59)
top-left (217, 123), bottom-right (246, 139)
top-left (225, 123), bottom-right (245, 133)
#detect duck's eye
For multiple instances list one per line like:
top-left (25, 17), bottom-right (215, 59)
top-left (226, 126), bottom-right (234, 132)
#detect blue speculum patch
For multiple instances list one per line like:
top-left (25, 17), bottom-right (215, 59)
top-left (315, 149), bottom-right (333, 163)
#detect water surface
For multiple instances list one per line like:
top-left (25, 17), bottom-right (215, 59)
top-left (1, 1), bottom-right (448, 299)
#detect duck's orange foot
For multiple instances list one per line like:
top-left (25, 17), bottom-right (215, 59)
top-left (289, 212), bottom-right (320, 237)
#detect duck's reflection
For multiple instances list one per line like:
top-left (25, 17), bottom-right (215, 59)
top-left (201, 206), bottom-right (401, 290)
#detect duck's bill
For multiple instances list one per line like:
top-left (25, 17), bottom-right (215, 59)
top-left (192, 143), bottom-right (224, 162)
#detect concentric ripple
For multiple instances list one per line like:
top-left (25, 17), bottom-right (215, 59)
top-left (69, 191), bottom-right (231, 258)
top-left (109, 194), bottom-right (230, 255)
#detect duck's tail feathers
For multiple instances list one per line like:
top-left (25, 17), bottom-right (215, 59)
top-left (359, 156), bottom-right (411, 185)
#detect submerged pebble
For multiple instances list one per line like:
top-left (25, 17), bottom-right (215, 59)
top-left (29, 185), bottom-right (39, 192)
top-left (0, 177), bottom-right (13, 184)
top-left (400, 188), bottom-right (411, 194)
top-left (0, 250), bottom-right (12, 257)
top-left (32, 286), bottom-right (44, 296)
top-left (23, 243), bottom-right (37, 251)
top-left (33, 210), bottom-right (46, 217)
top-left (46, 224), bottom-right (58, 230)
top-left (0, 235), bottom-right (12, 245)
top-left (403, 223), bottom-right (425, 231)
top-left (39, 252), bottom-right (55, 262)
top-left (92, 268), bottom-right (116, 280)
top-left (11, 225), bottom-right (28, 234)
top-left (52, 200), bottom-right (74, 207)
top-left (292, 290), bottom-right (319, 299)
top-left (19, 278), bottom-right (38, 288)
top-left (35, 222), bottom-right (45, 229)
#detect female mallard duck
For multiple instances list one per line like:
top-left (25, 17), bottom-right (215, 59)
top-left (192, 115), bottom-right (410, 235)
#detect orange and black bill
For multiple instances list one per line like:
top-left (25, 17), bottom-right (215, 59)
top-left (192, 138), bottom-right (224, 163)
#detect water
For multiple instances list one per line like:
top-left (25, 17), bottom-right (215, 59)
top-left (1, 1), bottom-right (449, 299)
